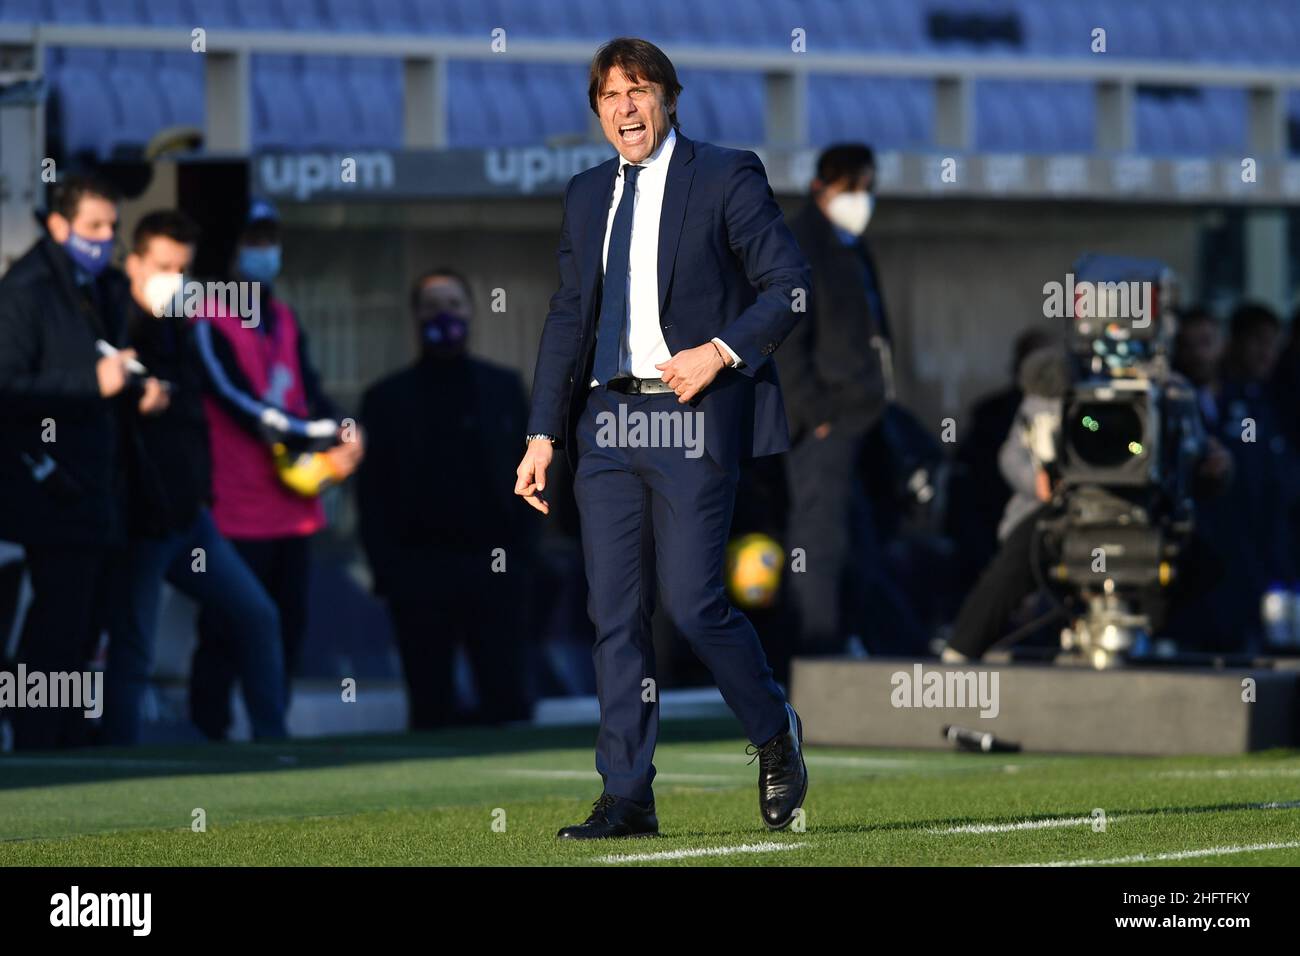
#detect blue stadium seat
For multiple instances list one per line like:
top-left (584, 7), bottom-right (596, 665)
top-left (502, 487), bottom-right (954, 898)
top-left (446, 61), bottom-right (491, 145)
top-left (154, 50), bottom-right (205, 130)
top-left (43, 0), bottom-right (98, 23)
top-left (140, 0), bottom-right (241, 28)
top-left (448, 60), bottom-right (546, 147)
top-left (93, 0), bottom-right (140, 25)
top-left (251, 54), bottom-right (312, 150)
top-left (298, 55), bottom-right (361, 148)
top-left (105, 51), bottom-right (172, 154)
top-left (46, 48), bottom-right (118, 159)
top-left (522, 63), bottom-right (591, 144)
top-left (231, 0), bottom-right (288, 30)
top-left (343, 57), bottom-right (403, 147)
top-left (365, 0), bottom-right (418, 34)
top-left (0, 0), bottom-right (42, 24)
top-left (318, 0), bottom-right (383, 34)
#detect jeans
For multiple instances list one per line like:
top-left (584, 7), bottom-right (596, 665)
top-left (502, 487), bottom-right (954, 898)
top-left (105, 507), bottom-right (287, 744)
top-left (192, 534), bottom-right (310, 741)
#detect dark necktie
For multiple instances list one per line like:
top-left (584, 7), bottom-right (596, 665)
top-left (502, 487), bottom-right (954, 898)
top-left (592, 163), bottom-right (642, 385)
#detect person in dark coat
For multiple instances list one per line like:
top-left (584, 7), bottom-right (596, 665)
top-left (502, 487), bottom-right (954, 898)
top-left (0, 173), bottom-right (169, 749)
top-left (779, 143), bottom-right (916, 654)
top-left (357, 268), bottom-right (539, 729)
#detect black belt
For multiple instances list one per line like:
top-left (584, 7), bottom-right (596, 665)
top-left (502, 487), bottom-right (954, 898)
top-left (604, 376), bottom-right (676, 394)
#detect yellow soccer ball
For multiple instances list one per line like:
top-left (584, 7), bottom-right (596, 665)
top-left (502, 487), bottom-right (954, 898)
top-left (726, 533), bottom-right (784, 609)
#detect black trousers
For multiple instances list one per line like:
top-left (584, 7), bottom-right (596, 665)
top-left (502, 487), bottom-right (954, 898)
top-left (947, 504), bottom-right (1053, 659)
top-left (386, 565), bottom-right (532, 731)
top-left (191, 535), bottom-right (310, 739)
top-left (8, 544), bottom-right (115, 750)
top-left (783, 426), bottom-right (926, 655)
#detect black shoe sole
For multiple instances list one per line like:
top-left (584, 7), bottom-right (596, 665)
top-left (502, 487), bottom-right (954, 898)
top-left (556, 829), bottom-right (659, 841)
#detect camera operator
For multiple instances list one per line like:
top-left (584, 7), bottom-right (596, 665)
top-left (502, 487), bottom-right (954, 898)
top-left (941, 341), bottom-right (1231, 663)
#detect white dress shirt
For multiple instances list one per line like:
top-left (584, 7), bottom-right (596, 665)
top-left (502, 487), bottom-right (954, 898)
top-left (590, 128), bottom-right (742, 387)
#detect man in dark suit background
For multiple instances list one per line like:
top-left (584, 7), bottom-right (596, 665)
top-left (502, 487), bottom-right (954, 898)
top-left (358, 268), bottom-right (537, 730)
top-left (514, 37), bottom-right (810, 839)
top-left (781, 145), bottom-right (918, 656)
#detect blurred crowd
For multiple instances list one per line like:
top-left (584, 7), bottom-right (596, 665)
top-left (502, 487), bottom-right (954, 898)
top-left (2, 148), bottom-right (1297, 749)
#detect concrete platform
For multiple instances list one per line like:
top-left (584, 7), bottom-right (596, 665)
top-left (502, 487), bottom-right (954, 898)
top-left (790, 658), bottom-right (1300, 755)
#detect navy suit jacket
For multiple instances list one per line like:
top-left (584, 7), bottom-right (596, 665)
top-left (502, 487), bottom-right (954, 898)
top-left (526, 133), bottom-right (812, 474)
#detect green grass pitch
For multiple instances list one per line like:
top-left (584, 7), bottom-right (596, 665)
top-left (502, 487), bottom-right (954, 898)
top-left (2, 719), bottom-right (1298, 866)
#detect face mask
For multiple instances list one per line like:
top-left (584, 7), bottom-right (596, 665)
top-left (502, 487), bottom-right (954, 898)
top-left (826, 190), bottom-right (874, 236)
top-left (64, 231), bottom-right (114, 277)
top-left (420, 312), bottom-right (469, 357)
top-left (143, 272), bottom-right (185, 317)
top-left (238, 245), bottom-right (281, 283)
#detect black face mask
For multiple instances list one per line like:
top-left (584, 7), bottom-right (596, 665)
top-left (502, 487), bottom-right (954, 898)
top-left (419, 312), bottom-right (469, 358)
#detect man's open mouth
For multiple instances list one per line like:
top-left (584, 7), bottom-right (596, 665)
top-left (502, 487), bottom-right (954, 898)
top-left (619, 122), bottom-right (647, 142)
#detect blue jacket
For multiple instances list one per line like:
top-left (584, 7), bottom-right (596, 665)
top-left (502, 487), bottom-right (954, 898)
top-left (526, 133), bottom-right (812, 473)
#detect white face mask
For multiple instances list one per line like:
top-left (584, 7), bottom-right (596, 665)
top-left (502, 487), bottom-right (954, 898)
top-left (144, 271), bottom-right (184, 317)
top-left (826, 190), bottom-right (874, 235)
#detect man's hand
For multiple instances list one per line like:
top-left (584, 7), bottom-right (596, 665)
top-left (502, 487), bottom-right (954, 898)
top-left (813, 421), bottom-right (832, 440)
top-left (515, 439), bottom-right (553, 515)
top-left (137, 377), bottom-right (170, 415)
top-left (96, 350), bottom-right (136, 398)
top-left (655, 342), bottom-right (726, 404)
top-left (1034, 467), bottom-right (1052, 502)
top-left (325, 426), bottom-right (365, 479)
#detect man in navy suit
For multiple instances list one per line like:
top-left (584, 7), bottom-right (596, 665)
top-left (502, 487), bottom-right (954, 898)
top-left (514, 37), bottom-right (811, 839)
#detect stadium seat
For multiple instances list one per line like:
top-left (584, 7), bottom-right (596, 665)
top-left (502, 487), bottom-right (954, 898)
top-left (298, 55), bottom-right (361, 148)
top-left (364, 0), bottom-right (417, 34)
top-left (106, 51), bottom-right (174, 155)
top-left (45, 48), bottom-right (118, 160)
top-left (343, 57), bottom-right (403, 148)
top-left (141, 0), bottom-right (241, 28)
top-left (42, 0), bottom-right (98, 24)
top-left (154, 50), bottom-right (206, 131)
top-left (231, 0), bottom-right (288, 30)
top-left (0, 0), bottom-right (42, 24)
top-left (251, 54), bottom-right (313, 150)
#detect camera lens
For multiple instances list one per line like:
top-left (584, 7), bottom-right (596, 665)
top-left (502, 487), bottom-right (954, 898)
top-left (1068, 401), bottom-right (1144, 467)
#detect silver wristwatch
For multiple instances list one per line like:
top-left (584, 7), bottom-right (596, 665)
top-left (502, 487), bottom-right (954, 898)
top-left (525, 433), bottom-right (557, 445)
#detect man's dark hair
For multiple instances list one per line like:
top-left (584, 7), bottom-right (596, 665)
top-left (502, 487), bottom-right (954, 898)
top-left (815, 143), bottom-right (876, 189)
top-left (49, 172), bottom-right (121, 222)
top-left (410, 267), bottom-right (474, 312)
top-left (1011, 326), bottom-right (1053, 379)
top-left (588, 37), bottom-right (683, 131)
top-left (1228, 301), bottom-right (1281, 343)
top-left (132, 209), bottom-right (201, 256)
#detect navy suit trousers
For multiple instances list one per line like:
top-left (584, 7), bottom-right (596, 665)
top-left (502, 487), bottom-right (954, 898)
top-left (573, 384), bottom-right (788, 804)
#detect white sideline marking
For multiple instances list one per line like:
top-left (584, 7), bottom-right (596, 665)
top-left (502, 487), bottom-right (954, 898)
top-left (499, 769), bottom-right (734, 783)
top-left (934, 799), bottom-right (1300, 835)
top-left (597, 841), bottom-right (807, 863)
top-left (1015, 840), bottom-right (1300, 867)
top-left (937, 816), bottom-right (1095, 835)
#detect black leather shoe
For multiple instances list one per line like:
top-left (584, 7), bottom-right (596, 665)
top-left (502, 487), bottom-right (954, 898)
top-left (747, 703), bottom-right (808, 830)
top-left (556, 793), bottom-right (659, 840)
